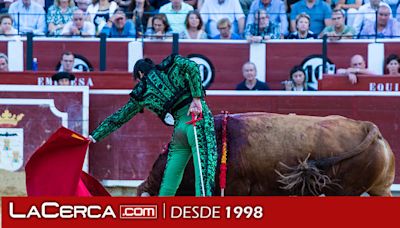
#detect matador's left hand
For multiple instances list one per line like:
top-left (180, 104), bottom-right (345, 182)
top-left (188, 98), bottom-right (202, 116)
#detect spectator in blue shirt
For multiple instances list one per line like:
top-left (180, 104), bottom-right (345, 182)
top-left (213, 17), bottom-right (242, 39)
top-left (101, 9), bottom-right (136, 37)
top-left (290, 0), bottom-right (332, 35)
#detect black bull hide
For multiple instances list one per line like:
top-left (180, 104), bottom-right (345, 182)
top-left (137, 112), bottom-right (395, 196)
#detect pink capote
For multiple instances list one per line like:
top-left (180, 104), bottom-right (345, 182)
top-left (25, 127), bottom-right (110, 196)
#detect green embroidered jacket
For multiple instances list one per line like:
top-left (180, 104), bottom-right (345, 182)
top-left (90, 55), bottom-right (204, 142)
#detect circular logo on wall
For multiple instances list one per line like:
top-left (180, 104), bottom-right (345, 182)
top-left (187, 54), bottom-right (215, 89)
top-left (56, 54), bottom-right (94, 72)
top-left (300, 54), bottom-right (335, 90)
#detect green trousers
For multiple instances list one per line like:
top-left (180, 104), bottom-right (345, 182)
top-left (158, 102), bottom-right (217, 196)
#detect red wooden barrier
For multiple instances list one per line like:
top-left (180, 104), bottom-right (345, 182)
top-left (319, 75), bottom-right (400, 91)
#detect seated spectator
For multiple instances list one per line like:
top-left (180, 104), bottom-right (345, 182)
top-left (247, 0), bottom-right (289, 37)
top-left (75, 0), bottom-right (91, 12)
top-left (336, 54), bottom-right (376, 84)
top-left (331, 0), bottom-right (362, 27)
top-left (180, 10), bottom-right (207, 39)
top-left (283, 65), bottom-right (315, 91)
top-left (101, 9), bottom-right (136, 37)
top-left (47, 0), bottom-right (78, 36)
top-left (287, 13), bottom-right (318, 39)
top-left (87, 0), bottom-right (118, 35)
top-left (290, 0), bottom-right (332, 35)
top-left (380, 0), bottom-right (398, 17)
top-left (144, 13), bottom-right (173, 39)
top-left (319, 9), bottom-right (355, 40)
top-left (58, 51), bottom-right (83, 72)
top-left (213, 18), bottom-right (242, 39)
top-left (61, 9), bottom-right (96, 37)
top-left (353, 0), bottom-right (391, 36)
top-left (52, 72), bottom-right (76, 85)
top-left (0, 53), bottom-right (9, 72)
top-left (1, 0), bottom-right (15, 14)
top-left (128, 0), bottom-right (155, 37)
top-left (359, 5), bottom-right (400, 38)
top-left (200, 0), bottom-right (245, 38)
top-left (159, 0), bottom-right (194, 33)
top-left (8, 0), bottom-right (46, 35)
top-left (0, 14), bottom-right (18, 36)
top-left (245, 9), bottom-right (281, 42)
top-left (385, 53), bottom-right (400, 76)
top-left (236, 62), bottom-right (270, 90)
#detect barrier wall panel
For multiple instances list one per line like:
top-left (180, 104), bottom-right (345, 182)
top-left (319, 75), bottom-right (400, 91)
top-left (0, 86), bottom-right (88, 196)
top-left (0, 71), bottom-right (135, 89)
top-left (0, 87), bottom-right (88, 165)
top-left (0, 41), bottom-right (7, 53)
top-left (89, 91), bottom-right (400, 185)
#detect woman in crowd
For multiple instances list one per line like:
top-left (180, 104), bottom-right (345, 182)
top-left (47, 0), bottom-right (78, 36)
top-left (145, 13), bottom-right (172, 39)
top-left (287, 13), bottom-right (317, 39)
top-left (87, 0), bottom-right (119, 35)
top-left (127, 0), bottom-right (154, 37)
top-left (0, 14), bottom-right (18, 36)
top-left (180, 10), bottom-right (207, 39)
top-left (284, 65), bottom-right (315, 91)
top-left (385, 54), bottom-right (400, 76)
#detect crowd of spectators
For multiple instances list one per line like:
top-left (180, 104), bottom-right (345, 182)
top-left (1, 0), bottom-right (400, 39)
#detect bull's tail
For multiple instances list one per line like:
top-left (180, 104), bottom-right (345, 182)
top-left (313, 121), bottom-right (380, 169)
top-left (275, 121), bottom-right (379, 196)
top-left (275, 154), bottom-right (341, 196)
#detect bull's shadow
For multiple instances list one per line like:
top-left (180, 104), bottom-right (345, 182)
top-left (137, 112), bottom-right (395, 196)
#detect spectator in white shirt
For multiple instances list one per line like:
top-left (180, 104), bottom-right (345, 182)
top-left (61, 8), bottom-right (96, 37)
top-left (8, 0), bottom-right (46, 35)
top-left (352, 0), bottom-right (392, 36)
top-left (200, 0), bottom-right (245, 38)
top-left (159, 0), bottom-right (194, 33)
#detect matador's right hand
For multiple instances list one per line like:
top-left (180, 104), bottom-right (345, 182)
top-left (188, 98), bottom-right (202, 116)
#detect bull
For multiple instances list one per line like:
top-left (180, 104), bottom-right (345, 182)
top-left (137, 112), bottom-right (395, 196)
